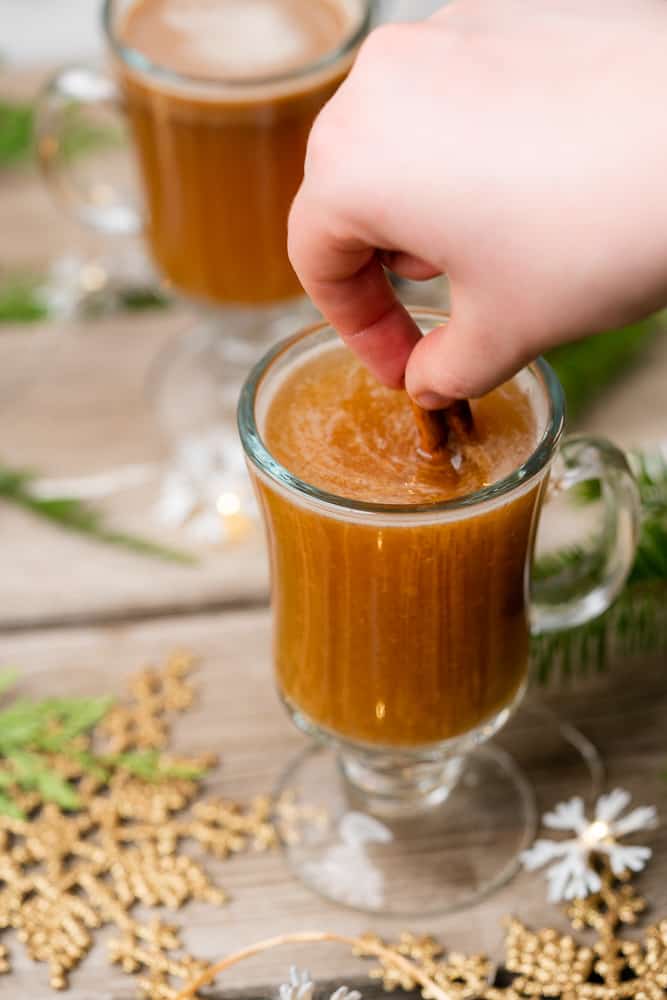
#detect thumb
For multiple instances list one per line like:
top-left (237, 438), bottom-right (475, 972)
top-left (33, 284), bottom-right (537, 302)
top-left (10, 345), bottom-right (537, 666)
top-left (405, 316), bottom-right (529, 407)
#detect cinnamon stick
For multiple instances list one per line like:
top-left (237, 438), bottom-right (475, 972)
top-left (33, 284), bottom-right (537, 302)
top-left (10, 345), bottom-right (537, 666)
top-left (410, 398), bottom-right (474, 461)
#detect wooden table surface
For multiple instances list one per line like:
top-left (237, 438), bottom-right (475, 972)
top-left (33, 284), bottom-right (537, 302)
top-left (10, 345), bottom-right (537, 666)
top-left (3, 613), bottom-right (667, 1000)
top-left (2, 66), bottom-right (667, 1000)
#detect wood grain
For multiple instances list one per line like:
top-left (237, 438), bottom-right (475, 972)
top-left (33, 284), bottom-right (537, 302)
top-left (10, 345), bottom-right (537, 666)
top-left (1, 610), bottom-right (666, 998)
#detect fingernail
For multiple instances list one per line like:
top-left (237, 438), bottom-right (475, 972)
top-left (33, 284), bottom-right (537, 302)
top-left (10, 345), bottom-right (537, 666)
top-left (414, 391), bottom-right (451, 410)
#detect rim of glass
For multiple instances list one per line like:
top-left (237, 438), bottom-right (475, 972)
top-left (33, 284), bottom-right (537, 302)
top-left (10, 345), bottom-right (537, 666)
top-left (103, 0), bottom-right (375, 91)
top-left (238, 312), bottom-right (566, 516)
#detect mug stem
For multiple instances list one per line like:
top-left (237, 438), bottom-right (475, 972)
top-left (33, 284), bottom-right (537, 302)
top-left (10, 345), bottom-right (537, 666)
top-left (338, 750), bottom-right (465, 818)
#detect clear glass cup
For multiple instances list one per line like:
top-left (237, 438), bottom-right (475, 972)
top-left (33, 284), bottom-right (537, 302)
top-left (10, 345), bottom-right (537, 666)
top-left (238, 310), bottom-right (640, 915)
top-left (34, 0), bottom-right (375, 535)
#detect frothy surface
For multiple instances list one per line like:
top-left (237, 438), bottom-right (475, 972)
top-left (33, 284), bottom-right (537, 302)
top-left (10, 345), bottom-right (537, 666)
top-left (263, 347), bottom-right (538, 505)
top-left (121, 0), bottom-right (352, 79)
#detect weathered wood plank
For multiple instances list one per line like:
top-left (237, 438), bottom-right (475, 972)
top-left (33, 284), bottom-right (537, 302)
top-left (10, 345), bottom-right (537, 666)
top-left (0, 311), bottom-right (270, 629)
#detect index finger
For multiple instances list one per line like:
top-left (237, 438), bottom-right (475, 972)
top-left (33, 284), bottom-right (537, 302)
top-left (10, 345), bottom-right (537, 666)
top-left (287, 182), bottom-right (422, 388)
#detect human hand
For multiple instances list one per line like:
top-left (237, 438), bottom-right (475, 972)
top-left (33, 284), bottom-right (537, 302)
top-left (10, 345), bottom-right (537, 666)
top-left (288, 0), bottom-right (667, 407)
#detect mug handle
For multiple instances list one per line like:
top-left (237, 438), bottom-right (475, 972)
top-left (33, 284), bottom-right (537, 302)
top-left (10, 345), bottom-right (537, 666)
top-left (530, 435), bottom-right (640, 634)
top-left (35, 66), bottom-right (142, 236)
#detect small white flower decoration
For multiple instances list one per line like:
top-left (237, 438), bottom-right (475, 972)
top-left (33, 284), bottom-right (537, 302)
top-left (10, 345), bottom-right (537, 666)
top-left (329, 988), bottom-right (363, 1000)
top-left (521, 788), bottom-right (658, 902)
top-left (280, 968), bottom-right (361, 1000)
top-left (280, 967), bottom-right (315, 1000)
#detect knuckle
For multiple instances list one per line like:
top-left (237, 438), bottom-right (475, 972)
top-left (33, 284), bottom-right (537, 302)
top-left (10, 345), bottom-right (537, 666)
top-left (304, 109), bottom-right (337, 174)
top-left (305, 22), bottom-right (417, 180)
top-left (286, 196), bottom-right (305, 265)
top-left (304, 88), bottom-right (358, 180)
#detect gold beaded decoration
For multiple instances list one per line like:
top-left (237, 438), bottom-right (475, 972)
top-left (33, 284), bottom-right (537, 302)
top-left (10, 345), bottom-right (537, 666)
top-left (356, 864), bottom-right (667, 1000)
top-left (356, 931), bottom-right (493, 998)
top-left (487, 867), bottom-right (667, 999)
top-left (0, 652), bottom-right (326, 998)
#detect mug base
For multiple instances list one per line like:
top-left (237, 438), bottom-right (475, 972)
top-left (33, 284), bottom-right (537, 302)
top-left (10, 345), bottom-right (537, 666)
top-left (275, 741), bottom-right (535, 916)
top-left (273, 705), bottom-right (603, 916)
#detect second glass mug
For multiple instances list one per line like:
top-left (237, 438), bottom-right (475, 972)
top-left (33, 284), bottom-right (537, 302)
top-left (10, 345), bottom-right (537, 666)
top-left (34, 0), bottom-right (375, 522)
top-left (239, 309), bottom-right (640, 915)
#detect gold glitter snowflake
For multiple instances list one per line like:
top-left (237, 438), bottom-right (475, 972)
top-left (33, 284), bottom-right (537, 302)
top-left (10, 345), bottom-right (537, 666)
top-left (0, 652), bottom-right (326, 997)
top-left (354, 864), bottom-right (667, 1000)
top-left (356, 931), bottom-right (492, 999)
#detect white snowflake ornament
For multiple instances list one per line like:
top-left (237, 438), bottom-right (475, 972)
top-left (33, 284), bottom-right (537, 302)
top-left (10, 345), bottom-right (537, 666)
top-left (279, 969), bottom-right (361, 1000)
top-left (521, 788), bottom-right (657, 902)
top-left (330, 989), bottom-right (363, 1000)
top-left (280, 967), bottom-right (315, 1000)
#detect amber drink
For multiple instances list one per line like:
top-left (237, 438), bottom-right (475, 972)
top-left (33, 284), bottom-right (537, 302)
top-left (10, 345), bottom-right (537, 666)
top-left (114, 0), bottom-right (371, 307)
top-left (260, 347), bottom-right (541, 746)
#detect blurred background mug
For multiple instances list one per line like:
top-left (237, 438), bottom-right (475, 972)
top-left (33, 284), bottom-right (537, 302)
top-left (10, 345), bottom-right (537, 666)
top-left (37, 0), bottom-right (373, 310)
top-left (35, 0), bottom-right (375, 523)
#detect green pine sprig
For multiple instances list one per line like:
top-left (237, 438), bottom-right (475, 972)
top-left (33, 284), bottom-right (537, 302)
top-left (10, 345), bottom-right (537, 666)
top-left (0, 273), bottom-right (49, 323)
top-left (0, 269), bottom-right (169, 325)
top-left (0, 463), bottom-right (197, 565)
top-left (532, 447), bottom-right (667, 682)
top-left (0, 98), bottom-right (117, 171)
top-left (0, 100), bottom-right (34, 170)
top-left (0, 672), bottom-right (209, 818)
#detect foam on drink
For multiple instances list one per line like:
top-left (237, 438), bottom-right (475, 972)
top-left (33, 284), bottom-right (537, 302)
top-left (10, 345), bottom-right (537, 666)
top-left (122, 0), bottom-right (353, 79)
top-left (263, 346), bottom-right (538, 505)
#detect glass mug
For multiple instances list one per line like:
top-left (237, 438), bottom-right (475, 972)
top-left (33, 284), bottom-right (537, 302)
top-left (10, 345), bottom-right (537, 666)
top-left (239, 310), bottom-right (640, 915)
top-left (34, 0), bottom-right (375, 533)
top-left (37, 0), bottom-right (373, 310)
